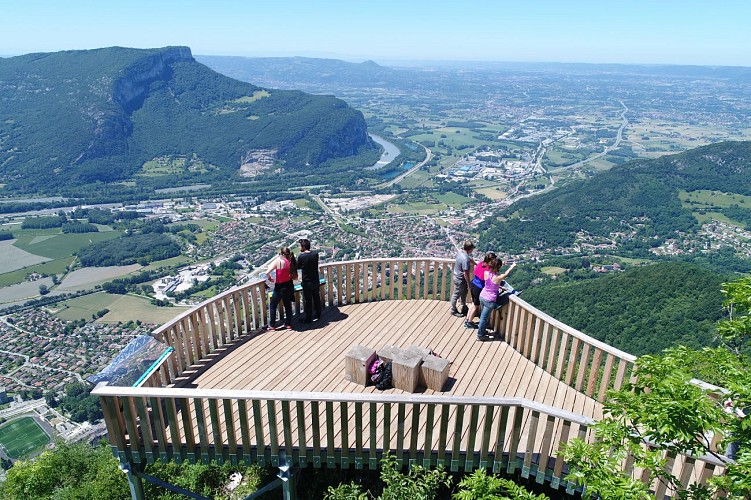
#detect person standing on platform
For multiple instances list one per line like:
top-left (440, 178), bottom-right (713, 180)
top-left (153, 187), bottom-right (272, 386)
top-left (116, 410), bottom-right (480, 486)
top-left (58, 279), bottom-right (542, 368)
top-left (466, 251), bottom-right (496, 329)
top-left (265, 247), bottom-right (297, 331)
top-left (450, 239), bottom-right (475, 317)
top-left (477, 258), bottom-right (517, 340)
top-left (297, 238), bottom-right (322, 324)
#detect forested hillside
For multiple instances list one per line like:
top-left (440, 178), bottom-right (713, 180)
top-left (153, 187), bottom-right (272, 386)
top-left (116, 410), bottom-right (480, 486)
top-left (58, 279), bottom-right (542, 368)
top-left (521, 262), bottom-right (727, 356)
top-left (480, 141), bottom-right (751, 256)
top-left (0, 46), bottom-right (375, 195)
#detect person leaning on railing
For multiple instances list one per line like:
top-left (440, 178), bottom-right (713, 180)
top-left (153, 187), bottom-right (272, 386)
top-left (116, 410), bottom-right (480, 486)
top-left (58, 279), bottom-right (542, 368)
top-left (265, 247), bottom-right (298, 331)
top-left (477, 258), bottom-right (517, 341)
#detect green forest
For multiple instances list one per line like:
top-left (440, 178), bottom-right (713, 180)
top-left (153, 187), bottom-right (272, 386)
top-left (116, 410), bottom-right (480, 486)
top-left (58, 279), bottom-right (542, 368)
top-left (0, 46), bottom-right (376, 196)
top-left (522, 262), bottom-right (726, 356)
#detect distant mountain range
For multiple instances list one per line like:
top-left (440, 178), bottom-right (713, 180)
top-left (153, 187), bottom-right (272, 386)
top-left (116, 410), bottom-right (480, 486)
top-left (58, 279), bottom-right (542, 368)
top-left (0, 47), bottom-right (375, 196)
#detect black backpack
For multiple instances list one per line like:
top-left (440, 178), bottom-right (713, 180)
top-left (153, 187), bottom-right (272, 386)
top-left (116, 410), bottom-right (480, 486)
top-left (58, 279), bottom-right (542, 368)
top-left (373, 361), bottom-right (392, 390)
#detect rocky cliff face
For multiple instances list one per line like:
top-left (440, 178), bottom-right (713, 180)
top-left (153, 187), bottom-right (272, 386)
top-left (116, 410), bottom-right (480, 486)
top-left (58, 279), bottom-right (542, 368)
top-left (79, 47), bottom-right (195, 163)
top-left (113, 46), bottom-right (193, 111)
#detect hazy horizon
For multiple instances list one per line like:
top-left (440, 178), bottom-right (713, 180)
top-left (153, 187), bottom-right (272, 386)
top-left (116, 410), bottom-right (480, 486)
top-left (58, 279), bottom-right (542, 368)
top-left (1, 0), bottom-right (750, 67)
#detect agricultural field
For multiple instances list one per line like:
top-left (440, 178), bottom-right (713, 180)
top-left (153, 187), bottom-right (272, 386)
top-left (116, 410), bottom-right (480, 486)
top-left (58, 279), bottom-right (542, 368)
top-left (679, 190), bottom-right (751, 209)
top-left (0, 417), bottom-right (50, 459)
top-left (0, 277), bottom-right (53, 307)
top-left (0, 240), bottom-right (50, 274)
top-left (54, 292), bottom-right (189, 324)
top-left (13, 230), bottom-right (122, 260)
top-left (56, 264), bottom-right (142, 292)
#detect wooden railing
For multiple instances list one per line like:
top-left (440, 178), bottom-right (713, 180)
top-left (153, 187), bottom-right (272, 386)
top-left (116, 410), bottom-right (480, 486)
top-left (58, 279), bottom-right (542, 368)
top-left (93, 257), bottom-right (725, 496)
top-left (497, 295), bottom-right (637, 404)
top-left (98, 386), bottom-right (595, 491)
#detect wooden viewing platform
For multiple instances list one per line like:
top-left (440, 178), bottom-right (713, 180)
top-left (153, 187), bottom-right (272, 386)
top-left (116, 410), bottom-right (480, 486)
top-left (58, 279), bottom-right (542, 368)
top-left (93, 257), bottom-right (727, 499)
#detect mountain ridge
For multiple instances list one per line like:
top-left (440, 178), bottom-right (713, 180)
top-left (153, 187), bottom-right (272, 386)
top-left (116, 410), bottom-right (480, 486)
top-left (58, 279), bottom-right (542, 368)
top-left (0, 46), bottom-right (375, 195)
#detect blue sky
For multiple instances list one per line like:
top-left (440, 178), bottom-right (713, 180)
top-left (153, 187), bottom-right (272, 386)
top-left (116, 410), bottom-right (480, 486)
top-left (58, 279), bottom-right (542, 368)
top-left (2, 0), bottom-right (749, 66)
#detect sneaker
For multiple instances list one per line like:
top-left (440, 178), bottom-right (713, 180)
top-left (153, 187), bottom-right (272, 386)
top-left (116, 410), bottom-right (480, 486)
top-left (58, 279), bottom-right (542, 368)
top-left (464, 320), bottom-right (478, 329)
top-left (476, 334), bottom-right (490, 341)
top-left (264, 325), bottom-right (275, 332)
top-left (450, 309), bottom-right (463, 317)
top-left (276, 324), bottom-right (292, 331)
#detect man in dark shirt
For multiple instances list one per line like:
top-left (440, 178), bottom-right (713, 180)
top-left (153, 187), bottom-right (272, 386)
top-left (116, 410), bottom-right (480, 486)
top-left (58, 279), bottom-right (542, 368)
top-left (297, 238), bottom-right (322, 323)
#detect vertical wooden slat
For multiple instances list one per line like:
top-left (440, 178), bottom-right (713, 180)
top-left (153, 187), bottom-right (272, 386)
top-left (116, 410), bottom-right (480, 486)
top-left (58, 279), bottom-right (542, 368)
top-left (410, 403), bottom-right (420, 464)
top-left (241, 287), bottom-right (252, 334)
top-left (396, 403), bottom-right (406, 466)
top-left (165, 398), bottom-right (184, 461)
top-left (325, 402), bottom-right (335, 467)
top-left (466, 405), bottom-right (480, 469)
top-left (614, 358), bottom-right (629, 391)
top-left (296, 401), bottom-right (307, 466)
top-left (555, 332), bottom-right (570, 380)
top-left (397, 260), bottom-right (404, 300)
top-left (148, 397), bottom-right (169, 460)
top-left (369, 403), bottom-right (378, 468)
top-left (493, 406), bottom-right (510, 473)
top-left (523, 309), bottom-right (536, 358)
top-left (383, 402), bottom-right (392, 455)
top-left (282, 400), bottom-right (294, 459)
top-left (536, 414), bottom-right (556, 483)
top-left (421, 260), bottom-right (430, 299)
top-left (551, 419), bottom-right (572, 489)
top-left (135, 397), bottom-right (156, 461)
top-left (379, 261), bottom-right (387, 300)
top-left (311, 401), bottom-right (321, 467)
top-left (506, 406), bottom-right (524, 473)
top-left (208, 399), bottom-right (222, 461)
top-left (479, 405), bottom-right (494, 468)
top-left (337, 264), bottom-right (345, 306)
top-left (423, 404), bottom-right (436, 467)
top-left (194, 398), bottom-right (210, 461)
top-left (354, 402), bottom-right (363, 468)
top-left (530, 317), bottom-right (544, 364)
top-left (238, 400), bottom-right (252, 463)
top-left (537, 322), bottom-right (551, 368)
top-left (122, 397), bottom-right (142, 463)
top-left (431, 260), bottom-right (439, 300)
top-left (340, 402), bottom-right (350, 467)
top-left (451, 404), bottom-right (465, 471)
top-left (574, 342), bottom-right (590, 391)
top-left (522, 410), bottom-right (540, 477)
top-left (100, 396), bottom-right (127, 457)
top-left (546, 327), bottom-right (560, 374)
top-left (267, 400), bottom-right (280, 466)
top-left (406, 260), bottom-right (414, 300)
top-left (353, 262), bottom-right (361, 304)
top-left (224, 399), bottom-right (237, 461)
top-left (437, 404), bottom-right (449, 467)
top-left (586, 348), bottom-right (604, 397)
top-left (599, 354), bottom-right (616, 401)
top-left (252, 400), bottom-right (266, 466)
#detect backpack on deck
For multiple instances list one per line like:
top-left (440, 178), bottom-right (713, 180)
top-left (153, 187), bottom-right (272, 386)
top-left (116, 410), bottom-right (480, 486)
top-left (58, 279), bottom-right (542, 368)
top-left (372, 360), bottom-right (392, 390)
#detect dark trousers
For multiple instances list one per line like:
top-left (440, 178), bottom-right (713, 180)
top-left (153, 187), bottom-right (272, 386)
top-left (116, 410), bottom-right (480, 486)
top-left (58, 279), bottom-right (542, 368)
top-left (302, 281), bottom-right (321, 321)
top-left (269, 281), bottom-right (294, 327)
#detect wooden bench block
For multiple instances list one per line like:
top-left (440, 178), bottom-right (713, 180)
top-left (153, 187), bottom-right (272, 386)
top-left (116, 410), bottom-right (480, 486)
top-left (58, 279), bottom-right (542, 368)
top-left (345, 345), bottom-right (376, 386)
top-left (391, 350), bottom-right (422, 393)
top-left (422, 355), bottom-right (450, 392)
top-left (376, 345), bottom-right (400, 364)
top-left (406, 345), bottom-right (432, 386)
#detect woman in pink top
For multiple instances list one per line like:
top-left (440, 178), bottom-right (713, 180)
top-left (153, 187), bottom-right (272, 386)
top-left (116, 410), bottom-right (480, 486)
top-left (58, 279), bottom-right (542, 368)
top-left (265, 247), bottom-right (298, 331)
top-left (477, 258), bottom-right (516, 340)
top-left (466, 251), bottom-right (496, 329)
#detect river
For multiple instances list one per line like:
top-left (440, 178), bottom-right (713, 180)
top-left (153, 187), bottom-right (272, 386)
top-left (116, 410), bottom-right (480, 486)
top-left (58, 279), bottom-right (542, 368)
top-left (366, 134), bottom-right (400, 170)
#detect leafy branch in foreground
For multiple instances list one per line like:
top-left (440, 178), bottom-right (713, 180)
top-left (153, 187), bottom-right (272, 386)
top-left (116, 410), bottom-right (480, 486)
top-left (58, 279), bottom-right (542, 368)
top-left (562, 276), bottom-right (751, 499)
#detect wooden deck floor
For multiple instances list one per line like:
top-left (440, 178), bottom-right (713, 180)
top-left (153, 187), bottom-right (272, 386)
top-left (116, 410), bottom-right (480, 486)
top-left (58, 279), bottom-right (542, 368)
top-left (178, 299), bottom-right (602, 422)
